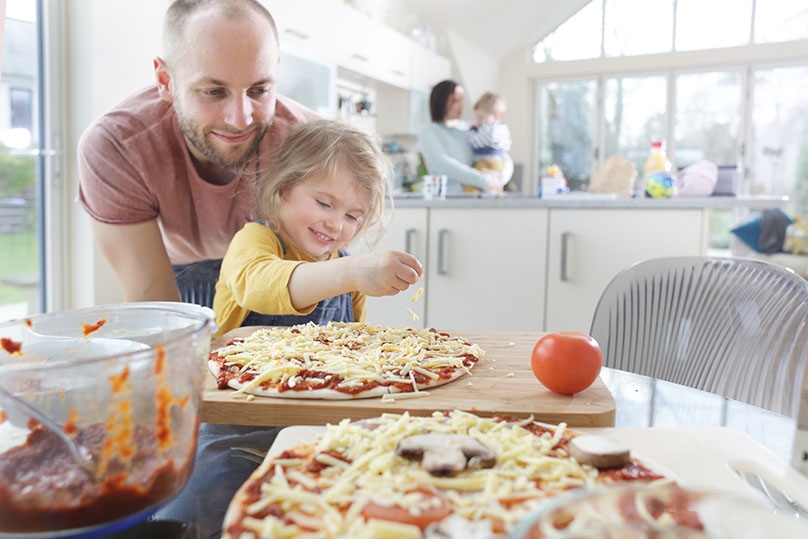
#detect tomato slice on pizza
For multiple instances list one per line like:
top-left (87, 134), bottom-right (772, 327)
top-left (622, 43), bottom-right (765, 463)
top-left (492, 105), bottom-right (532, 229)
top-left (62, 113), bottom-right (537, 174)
top-left (221, 410), bottom-right (671, 538)
top-left (208, 322), bottom-right (484, 399)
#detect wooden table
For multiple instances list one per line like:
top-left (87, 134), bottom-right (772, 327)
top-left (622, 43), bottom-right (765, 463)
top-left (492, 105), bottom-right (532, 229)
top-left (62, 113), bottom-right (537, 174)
top-left (201, 329), bottom-right (616, 428)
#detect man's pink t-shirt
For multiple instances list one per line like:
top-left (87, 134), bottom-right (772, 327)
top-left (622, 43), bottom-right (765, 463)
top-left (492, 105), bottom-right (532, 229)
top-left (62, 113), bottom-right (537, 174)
top-left (77, 86), bottom-right (317, 265)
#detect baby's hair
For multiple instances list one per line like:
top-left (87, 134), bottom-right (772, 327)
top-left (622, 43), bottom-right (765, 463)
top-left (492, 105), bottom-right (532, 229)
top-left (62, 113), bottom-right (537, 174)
top-left (257, 119), bottom-right (392, 246)
top-left (474, 92), bottom-right (506, 116)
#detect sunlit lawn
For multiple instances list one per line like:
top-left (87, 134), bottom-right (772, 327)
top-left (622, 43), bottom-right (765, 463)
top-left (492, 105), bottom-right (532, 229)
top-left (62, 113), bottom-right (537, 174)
top-left (0, 231), bottom-right (37, 304)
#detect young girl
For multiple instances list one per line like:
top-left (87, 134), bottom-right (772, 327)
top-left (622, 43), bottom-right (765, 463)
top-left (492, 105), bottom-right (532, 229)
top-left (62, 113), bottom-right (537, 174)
top-left (213, 119), bottom-right (423, 336)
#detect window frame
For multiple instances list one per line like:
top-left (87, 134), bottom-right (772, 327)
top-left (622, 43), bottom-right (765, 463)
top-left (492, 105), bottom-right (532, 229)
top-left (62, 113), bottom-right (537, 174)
top-left (528, 42), bottom-right (808, 197)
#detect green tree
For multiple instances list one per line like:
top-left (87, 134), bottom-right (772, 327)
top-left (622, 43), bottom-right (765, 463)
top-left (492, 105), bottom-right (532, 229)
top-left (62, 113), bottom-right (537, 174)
top-left (0, 146), bottom-right (36, 198)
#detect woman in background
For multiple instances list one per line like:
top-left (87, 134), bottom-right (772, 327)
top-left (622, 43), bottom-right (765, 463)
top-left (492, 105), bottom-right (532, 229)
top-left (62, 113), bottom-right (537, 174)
top-left (418, 80), bottom-right (512, 194)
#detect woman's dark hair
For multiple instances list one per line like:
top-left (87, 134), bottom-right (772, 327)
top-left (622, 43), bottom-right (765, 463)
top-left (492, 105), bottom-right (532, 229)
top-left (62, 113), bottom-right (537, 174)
top-left (429, 79), bottom-right (458, 122)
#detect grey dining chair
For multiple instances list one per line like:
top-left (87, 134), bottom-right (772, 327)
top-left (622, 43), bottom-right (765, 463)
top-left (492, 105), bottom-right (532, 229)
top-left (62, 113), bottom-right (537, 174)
top-left (589, 256), bottom-right (808, 419)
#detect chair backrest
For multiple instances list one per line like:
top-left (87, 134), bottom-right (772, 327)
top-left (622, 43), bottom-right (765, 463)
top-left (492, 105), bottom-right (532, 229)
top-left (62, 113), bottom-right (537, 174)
top-left (175, 259), bottom-right (222, 309)
top-left (590, 257), bottom-right (808, 418)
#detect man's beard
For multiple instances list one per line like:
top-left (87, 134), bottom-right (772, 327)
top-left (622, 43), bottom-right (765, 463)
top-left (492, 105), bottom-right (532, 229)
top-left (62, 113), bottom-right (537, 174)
top-left (177, 113), bottom-right (270, 169)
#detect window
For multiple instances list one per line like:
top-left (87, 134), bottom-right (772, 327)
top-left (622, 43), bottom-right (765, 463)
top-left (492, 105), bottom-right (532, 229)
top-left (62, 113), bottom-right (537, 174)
top-left (751, 66), bottom-right (808, 210)
top-left (754, 0), bottom-right (808, 44)
top-left (1, 0), bottom-right (50, 319)
top-left (603, 0), bottom-right (673, 57)
top-left (532, 1), bottom-right (602, 63)
top-left (531, 0), bottom-right (808, 208)
top-left (674, 71), bottom-right (742, 168)
top-left (537, 80), bottom-right (596, 189)
top-left (604, 76), bottom-right (667, 174)
top-left (674, 0), bottom-right (753, 51)
top-left (534, 0), bottom-right (804, 60)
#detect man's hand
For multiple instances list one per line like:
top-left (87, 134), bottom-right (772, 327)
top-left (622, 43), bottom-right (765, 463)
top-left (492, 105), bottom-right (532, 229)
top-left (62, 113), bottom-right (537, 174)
top-left (90, 219), bottom-right (181, 302)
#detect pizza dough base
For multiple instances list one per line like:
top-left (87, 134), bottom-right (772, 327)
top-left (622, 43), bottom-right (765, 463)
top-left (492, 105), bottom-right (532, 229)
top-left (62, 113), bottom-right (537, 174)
top-left (208, 359), bottom-right (464, 400)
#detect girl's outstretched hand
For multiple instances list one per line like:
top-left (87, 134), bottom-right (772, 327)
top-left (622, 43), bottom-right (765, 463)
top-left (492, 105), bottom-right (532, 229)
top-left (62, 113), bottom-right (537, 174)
top-left (350, 249), bottom-right (423, 297)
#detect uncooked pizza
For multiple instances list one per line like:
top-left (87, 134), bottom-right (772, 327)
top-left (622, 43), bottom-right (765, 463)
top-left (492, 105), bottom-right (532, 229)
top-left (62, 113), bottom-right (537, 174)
top-left (208, 322), bottom-right (484, 399)
top-left (221, 410), bottom-right (672, 538)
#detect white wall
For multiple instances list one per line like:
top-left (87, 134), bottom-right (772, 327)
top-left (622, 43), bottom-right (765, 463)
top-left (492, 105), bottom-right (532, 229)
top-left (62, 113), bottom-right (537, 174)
top-left (443, 30), bottom-right (499, 123)
top-left (500, 48), bottom-right (534, 194)
top-left (65, 0), bottom-right (167, 307)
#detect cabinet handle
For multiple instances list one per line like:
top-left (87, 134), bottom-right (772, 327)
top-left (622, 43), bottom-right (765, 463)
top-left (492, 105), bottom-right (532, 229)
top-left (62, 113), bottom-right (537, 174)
top-left (438, 229), bottom-right (449, 275)
top-left (404, 228), bottom-right (416, 255)
top-left (351, 53), bottom-right (370, 62)
top-left (284, 28), bottom-right (310, 40)
top-left (560, 231), bottom-right (571, 282)
top-left (392, 69), bottom-right (406, 76)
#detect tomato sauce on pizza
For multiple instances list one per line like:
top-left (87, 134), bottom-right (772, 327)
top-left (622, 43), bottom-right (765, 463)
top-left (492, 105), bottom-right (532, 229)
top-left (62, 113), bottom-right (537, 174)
top-left (221, 410), bottom-right (672, 538)
top-left (208, 322), bottom-right (484, 399)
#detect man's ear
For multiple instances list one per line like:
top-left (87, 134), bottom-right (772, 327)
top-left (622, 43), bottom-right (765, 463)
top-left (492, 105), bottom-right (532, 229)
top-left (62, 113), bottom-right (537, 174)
top-left (154, 57), bottom-right (174, 103)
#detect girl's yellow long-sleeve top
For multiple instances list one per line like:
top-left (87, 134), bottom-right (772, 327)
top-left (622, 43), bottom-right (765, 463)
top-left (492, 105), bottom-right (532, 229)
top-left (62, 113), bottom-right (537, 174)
top-left (212, 222), bottom-right (366, 337)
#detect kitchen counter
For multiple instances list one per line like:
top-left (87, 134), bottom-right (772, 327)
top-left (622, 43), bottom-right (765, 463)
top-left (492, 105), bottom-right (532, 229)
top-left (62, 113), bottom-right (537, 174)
top-left (391, 193), bottom-right (788, 210)
top-left (361, 196), bottom-right (788, 333)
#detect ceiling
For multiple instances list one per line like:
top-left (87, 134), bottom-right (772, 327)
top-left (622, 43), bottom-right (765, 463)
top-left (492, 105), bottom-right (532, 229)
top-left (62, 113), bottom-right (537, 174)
top-left (401, 0), bottom-right (588, 60)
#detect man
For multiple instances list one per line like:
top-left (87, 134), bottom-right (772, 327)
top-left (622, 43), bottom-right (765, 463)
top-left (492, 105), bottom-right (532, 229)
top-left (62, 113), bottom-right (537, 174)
top-left (78, 0), bottom-right (317, 304)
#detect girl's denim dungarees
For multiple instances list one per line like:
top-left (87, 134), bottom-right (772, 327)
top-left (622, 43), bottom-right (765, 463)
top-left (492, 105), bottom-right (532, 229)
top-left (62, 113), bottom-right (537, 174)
top-left (240, 231), bottom-right (355, 326)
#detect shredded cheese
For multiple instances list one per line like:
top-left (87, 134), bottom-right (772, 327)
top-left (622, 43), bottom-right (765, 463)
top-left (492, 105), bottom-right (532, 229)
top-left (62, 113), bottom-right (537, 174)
top-left (380, 391), bottom-right (430, 402)
top-left (227, 410), bottom-right (649, 539)
top-left (213, 322), bottom-right (484, 395)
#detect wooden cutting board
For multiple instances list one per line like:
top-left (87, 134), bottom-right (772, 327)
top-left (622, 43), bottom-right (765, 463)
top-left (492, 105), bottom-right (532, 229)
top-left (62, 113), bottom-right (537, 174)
top-left (201, 328), bottom-right (616, 427)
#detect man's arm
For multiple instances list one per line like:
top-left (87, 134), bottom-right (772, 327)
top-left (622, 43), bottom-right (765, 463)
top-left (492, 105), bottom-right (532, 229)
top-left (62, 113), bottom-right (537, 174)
top-left (90, 219), bottom-right (181, 302)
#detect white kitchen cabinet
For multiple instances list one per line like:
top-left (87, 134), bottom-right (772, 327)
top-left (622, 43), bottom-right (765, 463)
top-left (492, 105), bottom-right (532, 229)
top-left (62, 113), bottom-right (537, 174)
top-left (375, 87), bottom-right (430, 136)
top-left (409, 42), bottom-right (451, 93)
top-left (371, 25), bottom-right (412, 88)
top-left (426, 208), bottom-right (548, 331)
top-left (266, 0), bottom-right (338, 58)
top-left (267, 0), bottom-right (449, 92)
top-left (544, 208), bottom-right (708, 334)
top-left (349, 208), bottom-right (429, 328)
top-left (333, 8), bottom-right (413, 90)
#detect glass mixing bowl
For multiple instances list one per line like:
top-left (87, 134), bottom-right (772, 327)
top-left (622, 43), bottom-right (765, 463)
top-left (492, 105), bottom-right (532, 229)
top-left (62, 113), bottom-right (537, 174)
top-left (0, 302), bottom-right (216, 538)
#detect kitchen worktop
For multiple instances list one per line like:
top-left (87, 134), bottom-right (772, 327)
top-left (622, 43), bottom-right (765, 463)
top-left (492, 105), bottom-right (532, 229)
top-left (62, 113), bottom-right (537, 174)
top-left (391, 193), bottom-right (788, 210)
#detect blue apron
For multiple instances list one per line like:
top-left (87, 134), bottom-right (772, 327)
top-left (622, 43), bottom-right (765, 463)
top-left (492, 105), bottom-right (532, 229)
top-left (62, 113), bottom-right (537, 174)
top-left (240, 231), bottom-right (355, 327)
top-left (173, 258), bottom-right (222, 308)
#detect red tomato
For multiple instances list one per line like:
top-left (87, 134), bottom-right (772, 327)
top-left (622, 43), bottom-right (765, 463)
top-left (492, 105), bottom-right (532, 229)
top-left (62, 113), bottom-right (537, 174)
top-left (530, 332), bottom-right (602, 395)
top-left (360, 487), bottom-right (451, 530)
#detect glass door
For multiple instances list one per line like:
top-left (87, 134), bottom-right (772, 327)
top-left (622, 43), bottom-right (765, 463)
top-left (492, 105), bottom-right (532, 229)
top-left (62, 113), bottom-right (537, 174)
top-left (1, 0), bottom-right (40, 319)
top-left (1, 0), bottom-right (61, 319)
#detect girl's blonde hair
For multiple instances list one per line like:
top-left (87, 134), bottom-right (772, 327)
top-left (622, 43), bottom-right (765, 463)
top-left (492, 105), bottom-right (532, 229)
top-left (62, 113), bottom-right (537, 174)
top-left (256, 119), bottom-right (392, 246)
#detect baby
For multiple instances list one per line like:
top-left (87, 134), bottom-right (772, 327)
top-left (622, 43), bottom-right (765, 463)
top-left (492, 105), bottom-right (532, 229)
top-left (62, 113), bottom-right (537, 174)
top-left (468, 92), bottom-right (512, 186)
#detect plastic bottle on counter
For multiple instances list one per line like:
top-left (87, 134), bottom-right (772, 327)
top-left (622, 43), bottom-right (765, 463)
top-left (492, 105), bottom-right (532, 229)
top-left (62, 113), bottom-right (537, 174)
top-left (638, 140), bottom-right (671, 197)
top-left (539, 164), bottom-right (569, 198)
